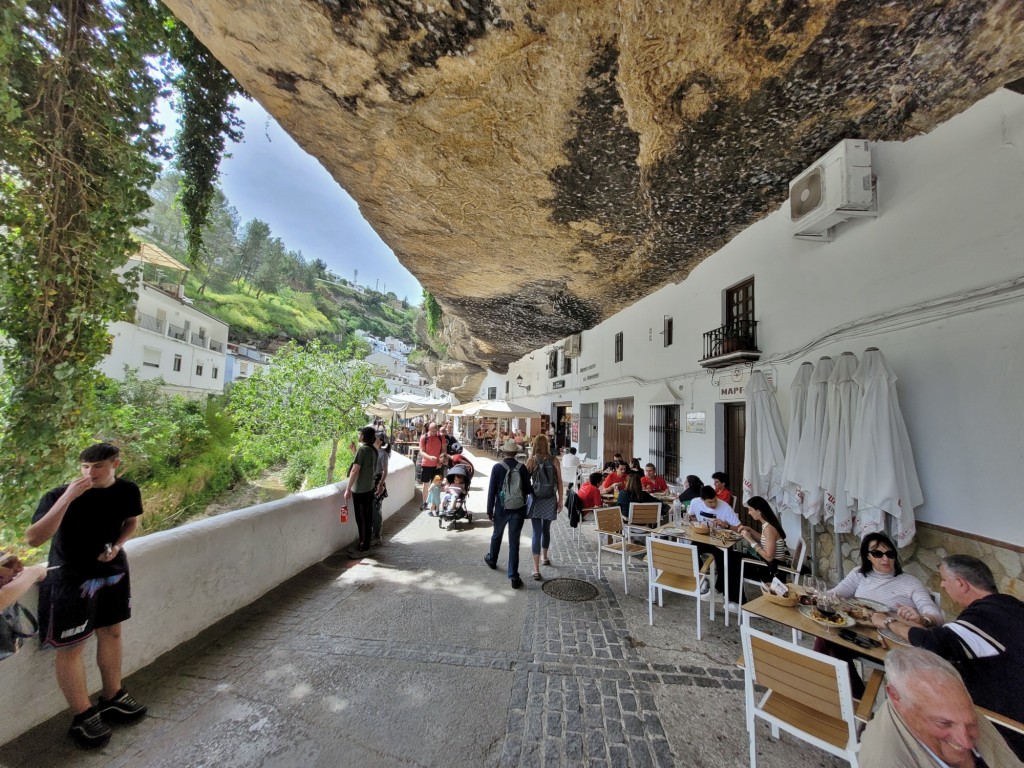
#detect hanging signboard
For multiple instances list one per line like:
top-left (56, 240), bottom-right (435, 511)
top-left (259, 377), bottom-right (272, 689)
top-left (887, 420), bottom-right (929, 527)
top-left (571, 413), bottom-right (580, 442)
top-left (685, 411), bottom-right (706, 433)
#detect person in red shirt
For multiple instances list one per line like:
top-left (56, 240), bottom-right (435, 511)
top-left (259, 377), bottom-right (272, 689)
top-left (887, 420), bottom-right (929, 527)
top-left (641, 464), bottom-right (668, 493)
top-left (418, 422), bottom-right (446, 508)
top-left (577, 472), bottom-right (604, 510)
top-left (711, 472), bottom-right (734, 505)
top-left (602, 463), bottom-right (629, 494)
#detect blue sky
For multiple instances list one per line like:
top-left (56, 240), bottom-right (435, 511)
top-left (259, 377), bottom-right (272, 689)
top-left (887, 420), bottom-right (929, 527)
top-left (158, 98), bottom-right (423, 303)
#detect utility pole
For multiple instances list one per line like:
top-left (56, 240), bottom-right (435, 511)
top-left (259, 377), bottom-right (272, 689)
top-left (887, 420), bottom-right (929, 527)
top-left (353, 268), bottom-right (358, 286)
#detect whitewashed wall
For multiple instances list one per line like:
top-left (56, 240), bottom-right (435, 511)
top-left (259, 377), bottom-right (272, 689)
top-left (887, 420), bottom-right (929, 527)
top-left (482, 89), bottom-right (1024, 546)
top-left (0, 455), bottom-right (416, 746)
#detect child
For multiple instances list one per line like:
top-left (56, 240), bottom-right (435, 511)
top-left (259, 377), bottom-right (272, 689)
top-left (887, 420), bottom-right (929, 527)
top-left (426, 474), bottom-right (443, 516)
top-left (441, 472), bottom-right (467, 509)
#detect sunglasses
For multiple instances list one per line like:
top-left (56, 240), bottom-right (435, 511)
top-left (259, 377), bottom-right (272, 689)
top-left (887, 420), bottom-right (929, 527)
top-left (868, 549), bottom-right (897, 559)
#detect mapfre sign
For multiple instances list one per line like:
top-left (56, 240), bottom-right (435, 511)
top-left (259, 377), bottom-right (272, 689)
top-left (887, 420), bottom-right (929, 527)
top-left (719, 370), bottom-right (773, 401)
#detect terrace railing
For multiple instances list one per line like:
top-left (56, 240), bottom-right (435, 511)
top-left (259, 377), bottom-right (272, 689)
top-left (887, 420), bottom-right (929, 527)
top-left (167, 323), bottom-right (187, 342)
top-left (700, 319), bottom-right (760, 364)
top-left (137, 312), bottom-right (163, 334)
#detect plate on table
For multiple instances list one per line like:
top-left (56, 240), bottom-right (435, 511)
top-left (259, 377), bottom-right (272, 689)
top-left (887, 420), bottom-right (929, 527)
top-left (877, 625), bottom-right (913, 647)
top-left (840, 597), bottom-right (890, 625)
top-left (798, 604), bottom-right (856, 628)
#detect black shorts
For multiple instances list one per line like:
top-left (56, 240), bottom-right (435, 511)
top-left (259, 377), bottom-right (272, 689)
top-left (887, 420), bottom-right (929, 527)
top-left (37, 570), bottom-right (132, 648)
top-left (420, 465), bottom-right (442, 484)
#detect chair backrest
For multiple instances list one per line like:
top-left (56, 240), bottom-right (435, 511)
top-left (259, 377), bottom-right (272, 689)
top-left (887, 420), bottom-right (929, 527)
top-left (595, 507), bottom-right (623, 534)
top-left (628, 502), bottom-right (661, 527)
top-left (648, 537), bottom-right (698, 579)
top-left (790, 536), bottom-right (806, 573)
top-left (741, 625), bottom-right (857, 748)
top-left (578, 453), bottom-right (587, 462)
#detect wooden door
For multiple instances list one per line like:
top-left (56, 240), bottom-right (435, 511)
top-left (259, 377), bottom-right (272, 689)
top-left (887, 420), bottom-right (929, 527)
top-left (724, 402), bottom-right (749, 524)
top-left (603, 397), bottom-right (634, 465)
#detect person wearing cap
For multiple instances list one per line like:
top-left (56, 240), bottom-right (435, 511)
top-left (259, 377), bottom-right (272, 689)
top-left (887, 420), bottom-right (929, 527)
top-left (484, 438), bottom-right (534, 589)
top-left (345, 426), bottom-right (378, 554)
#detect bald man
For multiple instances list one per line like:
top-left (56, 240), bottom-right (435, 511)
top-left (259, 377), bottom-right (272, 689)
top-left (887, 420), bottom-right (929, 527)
top-left (860, 647), bottom-right (1022, 768)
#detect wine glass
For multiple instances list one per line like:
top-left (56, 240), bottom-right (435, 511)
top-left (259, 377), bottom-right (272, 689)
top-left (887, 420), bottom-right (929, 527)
top-left (816, 590), bottom-right (839, 634)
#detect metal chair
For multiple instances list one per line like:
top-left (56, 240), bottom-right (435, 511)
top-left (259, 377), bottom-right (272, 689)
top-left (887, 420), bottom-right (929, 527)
top-left (595, 507), bottom-right (645, 594)
top-left (740, 624), bottom-right (882, 767)
top-left (646, 537), bottom-right (716, 638)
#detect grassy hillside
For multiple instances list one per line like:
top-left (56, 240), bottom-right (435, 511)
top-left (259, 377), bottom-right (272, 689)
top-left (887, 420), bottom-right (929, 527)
top-left (187, 276), bottom-right (418, 345)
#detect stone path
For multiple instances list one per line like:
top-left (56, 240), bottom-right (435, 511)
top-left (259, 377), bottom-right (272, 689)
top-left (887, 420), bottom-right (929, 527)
top-left (0, 453), bottom-right (844, 767)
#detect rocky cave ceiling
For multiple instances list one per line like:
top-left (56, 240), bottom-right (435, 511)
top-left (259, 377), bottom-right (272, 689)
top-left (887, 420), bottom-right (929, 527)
top-left (164, 0), bottom-right (1024, 398)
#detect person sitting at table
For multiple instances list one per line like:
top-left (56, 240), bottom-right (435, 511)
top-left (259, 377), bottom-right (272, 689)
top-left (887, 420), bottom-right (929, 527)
top-left (601, 462), bottom-right (629, 494)
top-left (561, 447), bottom-right (581, 490)
top-left (859, 647), bottom-right (1023, 768)
top-left (873, 554), bottom-right (1024, 760)
top-left (640, 463), bottom-right (668, 493)
top-left (616, 474), bottom-right (661, 523)
top-left (603, 453), bottom-right (624, 471)
top-left (577, 472), bottom-right (603, 511)
top-left (688, 485), bottom-right (740, 531)
top-left (475, 426), bottom-right (485, 449)
top-left (711, 471), bottom-right (734, 505)
top-left (731, 496), bottom-right (789, 604)
top-left (814, 532), bottom-right (942, 697)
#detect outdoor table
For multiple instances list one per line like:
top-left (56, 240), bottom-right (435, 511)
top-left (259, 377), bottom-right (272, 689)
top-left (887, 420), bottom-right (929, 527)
top-left (740, 592), bottom-right (888, 662)
top-left (650, 524), bottom-right (744, 626)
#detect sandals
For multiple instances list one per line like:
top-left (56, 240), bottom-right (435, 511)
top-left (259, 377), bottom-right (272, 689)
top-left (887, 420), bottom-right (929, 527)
top-left (532, 572), bottom-right (543, 581)
top-left (541, 558), bottom-right (552, 566)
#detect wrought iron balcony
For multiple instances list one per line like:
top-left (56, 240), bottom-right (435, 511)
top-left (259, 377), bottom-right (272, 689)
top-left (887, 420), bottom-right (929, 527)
top-left (700, 319), bottom-right (761, 369)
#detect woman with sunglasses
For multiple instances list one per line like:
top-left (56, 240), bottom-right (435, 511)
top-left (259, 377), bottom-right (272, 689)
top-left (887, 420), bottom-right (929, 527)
top-left (829, 533), bottom-right (943, 626)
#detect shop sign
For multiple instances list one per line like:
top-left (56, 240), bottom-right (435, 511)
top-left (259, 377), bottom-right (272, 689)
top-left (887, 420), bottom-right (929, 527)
top-left (552, 380), bottom-right (565, 389)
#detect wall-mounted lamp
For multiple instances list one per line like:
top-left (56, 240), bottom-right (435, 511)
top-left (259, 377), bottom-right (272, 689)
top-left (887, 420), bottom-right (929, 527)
top-left (516, 374), bottom-right (531, 393)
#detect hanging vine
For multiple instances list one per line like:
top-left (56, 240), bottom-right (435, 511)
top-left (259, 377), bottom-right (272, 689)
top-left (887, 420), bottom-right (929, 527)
top-left (0, 0), bottom-right (244, 524)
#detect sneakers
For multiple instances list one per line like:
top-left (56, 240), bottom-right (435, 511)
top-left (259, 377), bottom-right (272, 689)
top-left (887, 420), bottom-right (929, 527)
top-left (97, 688), bottom-right (147, 724)
top-left (510, 575), bottom-right (524, 589)
top-left (725, 601), bottom-right (741, 614)
top-left (68, 707), bottom-right (111, 749)
top-left (371, 536), bottom-right (383, 547)
top-left (698, 580), bottom-right (712, 600)
top-left (532, 572), bottom-right (543, 581)
top-left (484, 556), bottom-right (497, 570)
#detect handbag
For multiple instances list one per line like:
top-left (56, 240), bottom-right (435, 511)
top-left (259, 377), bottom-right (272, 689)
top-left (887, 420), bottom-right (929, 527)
top-left (1, 602), bottom-right (39, 660)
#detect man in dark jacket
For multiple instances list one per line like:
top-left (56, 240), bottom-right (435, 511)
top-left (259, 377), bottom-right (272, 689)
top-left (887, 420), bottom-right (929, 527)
top-left (484, 439), bottom-right (533, 589)
top-left (875, 554), bottom-right (1024, 759)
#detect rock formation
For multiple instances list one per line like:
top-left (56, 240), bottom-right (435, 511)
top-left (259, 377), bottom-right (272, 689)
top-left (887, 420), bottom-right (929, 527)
top-left (164, 0), bottom-right (1024, 374)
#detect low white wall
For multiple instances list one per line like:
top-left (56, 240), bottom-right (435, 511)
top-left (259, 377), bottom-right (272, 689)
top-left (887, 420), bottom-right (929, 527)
top-left (0, 454), bottom-right (416, 746)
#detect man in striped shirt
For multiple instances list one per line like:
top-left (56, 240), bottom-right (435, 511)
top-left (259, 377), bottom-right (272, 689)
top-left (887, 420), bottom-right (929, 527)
top-left (874, 555), bottom-right (1024, 760)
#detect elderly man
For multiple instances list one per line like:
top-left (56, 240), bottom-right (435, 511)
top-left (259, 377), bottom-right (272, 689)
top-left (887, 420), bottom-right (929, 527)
top-left (860, 647), bottom-right (1022, 767)
top-left (873, 555), bottom-right (1024, 759)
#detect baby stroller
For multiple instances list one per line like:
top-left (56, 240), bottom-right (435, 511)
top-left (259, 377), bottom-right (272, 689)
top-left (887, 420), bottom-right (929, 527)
top-left (438, 464), bottom-right (472, 530)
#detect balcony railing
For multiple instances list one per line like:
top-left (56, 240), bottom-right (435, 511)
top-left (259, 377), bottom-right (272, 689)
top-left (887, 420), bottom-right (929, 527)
top-left (700, 319), bottom-right (761, 369)
top-left (209, 339), bottom-right (224, 353)
top-left (137, 312), bottom-right (163, 334)
top-left (190, 332), bottom-right (207, 348)
top-left (167, 323), bottom-right (187, 342)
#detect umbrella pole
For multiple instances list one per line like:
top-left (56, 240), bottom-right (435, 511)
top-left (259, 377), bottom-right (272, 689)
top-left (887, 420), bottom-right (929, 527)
top-left (809, 519), bottom-right (818, 579)
top-left (834, 529), bottom-right (843, 581)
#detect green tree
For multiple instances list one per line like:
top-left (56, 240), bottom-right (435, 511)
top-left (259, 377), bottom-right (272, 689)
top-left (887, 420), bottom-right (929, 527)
top-left (227, 341), bottom-right (385, 484)
top-left (232, 218), bottom-right (271, 284)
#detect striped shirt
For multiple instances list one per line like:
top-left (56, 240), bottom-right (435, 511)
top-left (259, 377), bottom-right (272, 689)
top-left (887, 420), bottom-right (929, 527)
top-left (831, 569), bottom-right (943, 624)
top-left (759, 526), bottom-right (788, 562)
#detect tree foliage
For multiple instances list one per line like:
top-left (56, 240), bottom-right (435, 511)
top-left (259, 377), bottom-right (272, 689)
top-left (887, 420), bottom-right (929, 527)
top-left (227, 341), bottom-right (385, 484)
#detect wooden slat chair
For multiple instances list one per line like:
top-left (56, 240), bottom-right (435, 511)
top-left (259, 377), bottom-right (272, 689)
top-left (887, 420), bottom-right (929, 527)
top-left (595, 506), bottom-right (646, 594)
top-left (738, 536), bottom-right (806, 607)
top-left (646, 537), bottom-right (716, 638)
top-left (740, 624), bottom-right (882, 768)
top-left (979, 707), bottom-right (1024, 737)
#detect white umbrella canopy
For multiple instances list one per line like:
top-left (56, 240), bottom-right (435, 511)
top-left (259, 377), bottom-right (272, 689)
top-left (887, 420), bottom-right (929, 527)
top-left (461, 399), bottom-right (543, 418)
top-left (742, 371), bottom-right (788, 511)
top-left (821, 352), bottom-right (860, 535)
top-left (846, 348), bottom-right (923, 546)
top-left (789, 356), bottom-right (834, 524)
top-left (780, 362), bottom-right (814, 527)
top-left (365, 392), bottom-right (455, 418)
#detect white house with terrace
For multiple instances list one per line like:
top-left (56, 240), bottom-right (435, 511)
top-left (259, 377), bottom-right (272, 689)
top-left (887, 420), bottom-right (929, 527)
top-left (98, 243), bottom-right (228, 398)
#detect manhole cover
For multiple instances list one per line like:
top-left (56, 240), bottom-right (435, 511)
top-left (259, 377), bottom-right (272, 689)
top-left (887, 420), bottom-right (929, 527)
top-left (542, 578), bottom-right (600, 602)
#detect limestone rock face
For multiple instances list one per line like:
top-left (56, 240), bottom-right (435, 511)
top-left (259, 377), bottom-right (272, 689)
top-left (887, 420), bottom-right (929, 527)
top-left (164, 0), bottom-right (1024, 371)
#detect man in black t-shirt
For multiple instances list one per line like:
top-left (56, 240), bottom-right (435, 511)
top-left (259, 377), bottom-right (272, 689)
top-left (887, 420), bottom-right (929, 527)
top-left (26, 443), bottom-right (147, 749)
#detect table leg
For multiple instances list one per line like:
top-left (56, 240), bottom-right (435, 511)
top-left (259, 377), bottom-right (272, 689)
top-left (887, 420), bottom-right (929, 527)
top-left (723, 546), bottom-right (730, 627)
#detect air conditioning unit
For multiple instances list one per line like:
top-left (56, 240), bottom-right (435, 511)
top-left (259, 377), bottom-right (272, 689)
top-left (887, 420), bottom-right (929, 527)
top-left (564, 333), bottom-right (582, 358)
top-left (790, 139), bottom-right (878, 242)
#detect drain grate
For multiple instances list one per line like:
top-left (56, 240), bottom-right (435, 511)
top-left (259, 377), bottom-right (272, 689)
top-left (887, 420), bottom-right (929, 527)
top-left (542, 578), bottom-right (600, 602)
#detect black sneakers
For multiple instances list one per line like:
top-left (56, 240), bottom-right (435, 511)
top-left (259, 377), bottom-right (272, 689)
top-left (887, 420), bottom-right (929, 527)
top-left (68, 707), bottom-right (111, 749)
top-left (484, 556), bottom-right (497, 570)
top-left (97, 689), bottom-right (148, 724)
top-left (510, 575), bottom-right (524, 589)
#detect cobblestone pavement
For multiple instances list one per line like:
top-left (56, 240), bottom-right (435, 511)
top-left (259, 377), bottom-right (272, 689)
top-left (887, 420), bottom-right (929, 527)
top-left (0, 452), bottom-right (844, 767)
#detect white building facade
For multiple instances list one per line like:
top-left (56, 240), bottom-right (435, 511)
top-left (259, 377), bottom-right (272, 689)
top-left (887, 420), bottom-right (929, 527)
top-left (224, 342), bottom-right (271, 384)
top-left (476, 90), bottom-right (1024, 564)
top-left (98, 245), bottom-right (228, 397)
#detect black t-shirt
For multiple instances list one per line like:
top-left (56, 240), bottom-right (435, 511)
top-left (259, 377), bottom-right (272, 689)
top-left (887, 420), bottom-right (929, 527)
top-left (33, 478), bottom-right (143, 577)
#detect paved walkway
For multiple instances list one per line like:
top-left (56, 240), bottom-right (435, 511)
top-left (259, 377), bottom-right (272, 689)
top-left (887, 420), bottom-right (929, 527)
top-left (0, 453), bottom-right (843, 767)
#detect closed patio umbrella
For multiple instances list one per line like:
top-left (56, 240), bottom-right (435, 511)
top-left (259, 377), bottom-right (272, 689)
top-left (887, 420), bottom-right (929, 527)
top-left (780, 362), bottom-right (814, 534)
top-left (846, 348), bottom-right (923, 546)
top-left (820, 351), bottom-right (859, 577)
top-left (742, 371), bottom-right (788, 512)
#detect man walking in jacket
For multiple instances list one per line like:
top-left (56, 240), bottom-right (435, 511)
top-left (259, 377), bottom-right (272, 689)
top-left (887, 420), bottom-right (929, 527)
top-left (484, 439), bottom-right (533, 589)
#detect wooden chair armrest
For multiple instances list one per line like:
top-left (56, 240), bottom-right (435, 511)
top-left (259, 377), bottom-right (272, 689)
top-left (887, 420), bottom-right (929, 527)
top-left (978, 707), bottom-right (1024, 735)
top-left (699, 556), bottom-right (715, 575)
top-left (855, 668), bottom-right (884, 723)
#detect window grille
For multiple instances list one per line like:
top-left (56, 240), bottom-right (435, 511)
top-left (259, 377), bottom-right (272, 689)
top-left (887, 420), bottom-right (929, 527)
top-left (649, 405), bottom-right (680, 480)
